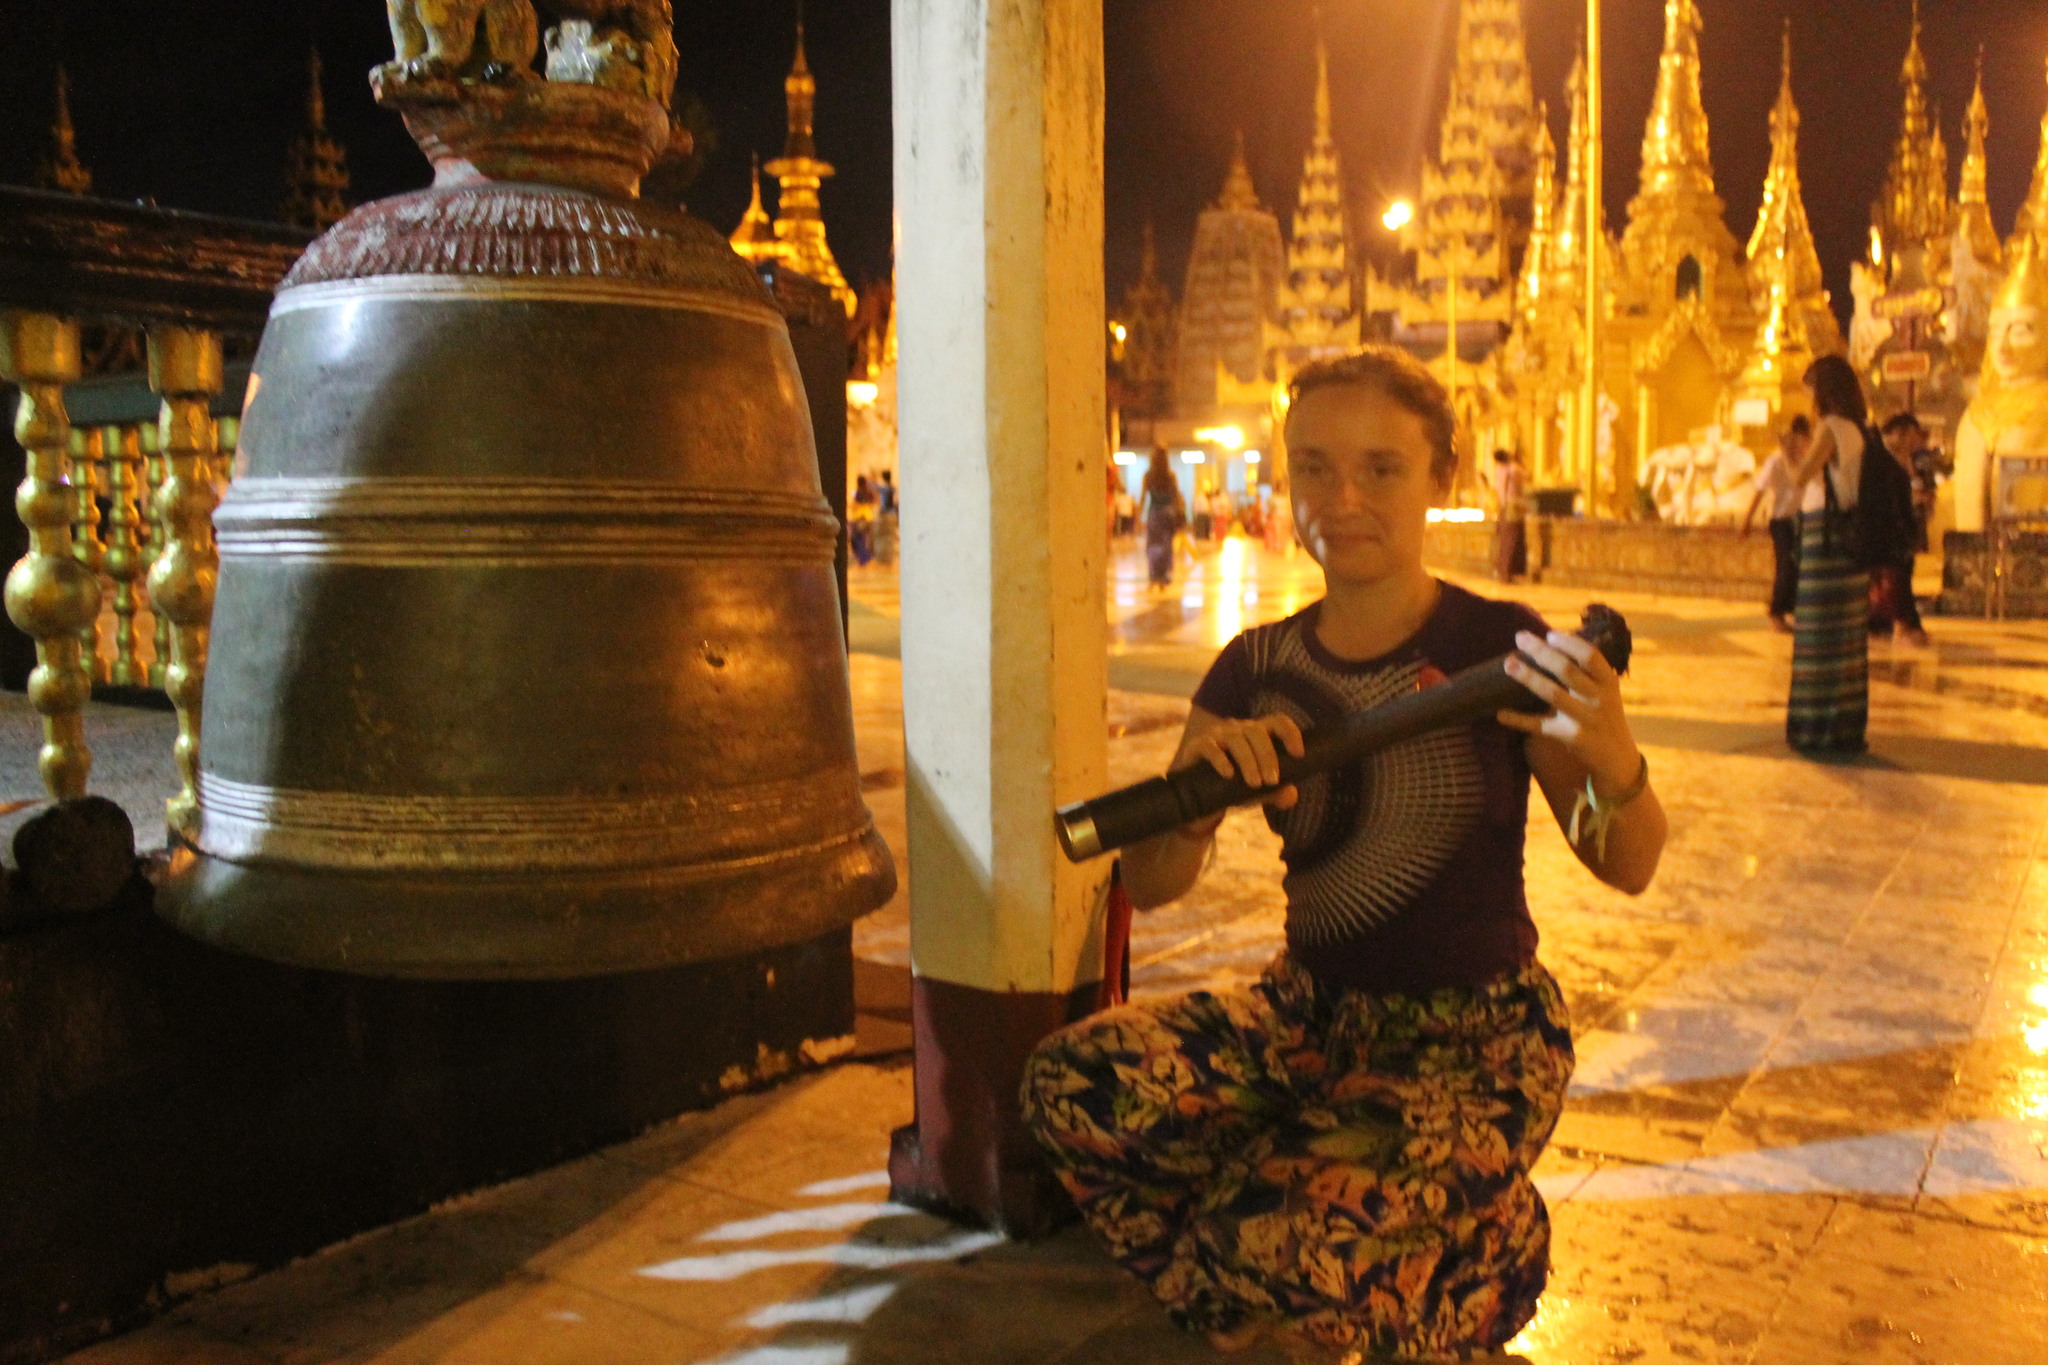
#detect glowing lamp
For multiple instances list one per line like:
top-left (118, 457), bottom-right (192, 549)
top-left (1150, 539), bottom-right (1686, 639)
top-left (1195, 425), bottom-right (1245, 451)
top-left (1382, 200), bottom-right (1414, 232)
top-left (1244, 451), bottom-right (1262, 465)
top-left (847, 380), bottom-right (880, 408)
top-left (1179, 450), bottom-right (1206, 465)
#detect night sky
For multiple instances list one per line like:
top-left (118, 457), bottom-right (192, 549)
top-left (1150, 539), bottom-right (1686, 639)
top-left (3, 1), bottom-right (2044, 329)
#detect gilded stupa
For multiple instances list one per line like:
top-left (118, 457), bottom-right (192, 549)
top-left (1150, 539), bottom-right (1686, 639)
top-left (1174, 135), bottom-right (1285, 419)
top-left (2012, 57), bottom-right (2048, 254)
top-left (1608, 0), bottom-right (1755, 486)
top-left (1268, 21), bottom-right (1359, 375)
top-left (281, 49), bottom-right (352, 233)
top-left (1498, 99), bottom-right (1579, 485)
top-left (763, 18), bottom-right (856, 317)
top-left (729, 155), bottom-right (788, 266)
top-left (1739, 26), bottom-right (1843, 419)
top-left (35, 66), bottom-right (93, 196)
top-left (1947, 54), bottom-right (2005, 377)
top-left (1117, 222), bottom-right (1178, 420)
top-left (1863, 1), bottom-right (1967, 429)
top-left (1873, 0), bottom-right (1953, 271)
top-left (1382, 0), bottom-right (1539, 344)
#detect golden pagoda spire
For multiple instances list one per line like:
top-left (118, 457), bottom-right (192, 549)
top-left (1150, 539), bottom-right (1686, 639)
top-left (1876, 0), bottom-right (1952, 259)
top-left (1636, 0), bottom-right (1716, 206)
top-left (729, 153), bottom-right (788, 265)
top-left (2015, 57), bottom-right (2048, 252)
top-left (35, 65), bottom-right (93, 196)
top-left (764, 9), bottom-right (855, 316)
top-left (1746, 23), bottom-right (1840, 357)
top-left (1957, 49), bottom-right (2003, 266)
top-left (1518, 105), bottom-right (1557, 308)
top-left (1274, 15), bottom-right (1358, 361)
top-left (282, 48), bottom-right (351, 233)
top-left (1218, 130), bottom-right (1262, 212)
top-left (1555, 54), bottom-right (1589, 277)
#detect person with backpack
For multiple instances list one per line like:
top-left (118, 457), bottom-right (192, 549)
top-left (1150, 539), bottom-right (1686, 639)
top-left (1782, 355), bottom-right (1872, 755)
top-left (1870, 414), bottom-right (1932, 646)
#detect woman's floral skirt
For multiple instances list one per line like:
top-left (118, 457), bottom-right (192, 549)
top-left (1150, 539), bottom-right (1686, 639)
top-left (1020, 954), bottom-right (1573, 1359)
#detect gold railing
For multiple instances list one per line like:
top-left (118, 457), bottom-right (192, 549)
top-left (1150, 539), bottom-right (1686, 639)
top-left (0, 186), bottom-right (308, 829)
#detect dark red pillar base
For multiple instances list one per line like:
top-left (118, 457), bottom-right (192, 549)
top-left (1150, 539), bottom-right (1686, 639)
top-left (888, 973), bottom-right (1096, 1238)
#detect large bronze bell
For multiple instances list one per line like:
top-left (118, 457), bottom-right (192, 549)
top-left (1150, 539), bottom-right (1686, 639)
top-left (155, 54), bottom-right (895, 978)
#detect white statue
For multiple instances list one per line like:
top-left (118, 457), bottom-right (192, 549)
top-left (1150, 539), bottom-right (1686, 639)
top-left (1849, 259), bottom-right (1894, 375)
top-left (1954, 234), bottom-right (2048, 533)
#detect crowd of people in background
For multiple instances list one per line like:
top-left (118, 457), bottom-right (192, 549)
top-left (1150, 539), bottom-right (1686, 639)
top-left (1122, 445), bottom-right (1297, 590)
top-left (849, 469), bottom-right (898, 567)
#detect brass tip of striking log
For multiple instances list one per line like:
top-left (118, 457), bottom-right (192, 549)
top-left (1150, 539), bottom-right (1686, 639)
top-left (1054, 803), bottom-right (1103, 864)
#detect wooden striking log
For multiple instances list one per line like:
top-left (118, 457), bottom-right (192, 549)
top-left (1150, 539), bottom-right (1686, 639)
top-left (1056, 605), bottom-right (1633, 862)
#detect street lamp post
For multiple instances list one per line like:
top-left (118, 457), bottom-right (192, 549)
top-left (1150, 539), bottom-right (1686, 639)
top-left (1582, 0), bottom-right (1604, 517)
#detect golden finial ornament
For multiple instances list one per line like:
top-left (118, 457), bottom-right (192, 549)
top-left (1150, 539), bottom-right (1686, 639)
top-left (0, 314), bottom-right (99, 799)
top-left (35, 66), bottom-right (94, 196)
top-left (145, 327), bottom-right (224, 837)
top-left (1637, 0), bottom-right (1716, 204)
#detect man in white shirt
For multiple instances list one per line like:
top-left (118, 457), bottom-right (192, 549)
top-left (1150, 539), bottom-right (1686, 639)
top-left (1743, 416), bottom-right (1810, 633)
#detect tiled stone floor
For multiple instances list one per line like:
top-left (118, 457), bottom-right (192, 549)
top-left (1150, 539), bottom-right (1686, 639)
top-left (35, 538), bottom-right (2048, 1362)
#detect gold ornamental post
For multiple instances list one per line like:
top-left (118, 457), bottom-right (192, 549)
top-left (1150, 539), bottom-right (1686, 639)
top-left (0, 312), bottom-right (100, 799)
top-left (104, 423), bottom-right (148, 686)
top-left (72, 425), bottom-right (108, 683)
top-left (1582, 0), bottom-right (1604, 516)
top-left (146, 325), bottom-right (223, 836)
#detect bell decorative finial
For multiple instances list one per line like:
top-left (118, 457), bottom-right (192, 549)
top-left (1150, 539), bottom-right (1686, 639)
top-left (372, 0), bottom-right (680, 198)
top-left (36, 65), bottom-right (93, 195)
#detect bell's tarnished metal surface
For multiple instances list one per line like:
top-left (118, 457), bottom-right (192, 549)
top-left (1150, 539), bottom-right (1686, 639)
top-left (157, 49), bottom-right (894, 977)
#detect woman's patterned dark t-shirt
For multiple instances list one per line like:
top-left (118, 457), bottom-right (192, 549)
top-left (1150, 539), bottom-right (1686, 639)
top-left (1191, 581), bottom-right (1549, 995)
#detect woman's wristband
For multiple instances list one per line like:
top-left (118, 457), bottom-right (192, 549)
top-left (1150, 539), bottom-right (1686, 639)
top-left (1568, 754), bottom-right (1649, 862)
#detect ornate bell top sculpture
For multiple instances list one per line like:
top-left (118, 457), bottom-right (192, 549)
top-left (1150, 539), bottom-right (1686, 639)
top-left (1954, 234), bottom-right (2048, 532)
top-left (159, 0), bottom-right (896, 978)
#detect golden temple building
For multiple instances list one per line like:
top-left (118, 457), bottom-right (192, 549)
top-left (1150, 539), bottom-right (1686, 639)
top-left (1173, 134), bottom-right (1284, 420)
top-left (35, 66), bottom-right (93, 196)
top-left (763, 20), bottom-right (856, 317)
top-left (1267, 21), bottom-right (1358, 377)
top-left (282, 49), bottom-right (352, 234)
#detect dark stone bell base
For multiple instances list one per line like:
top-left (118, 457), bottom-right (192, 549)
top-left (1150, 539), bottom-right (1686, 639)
top-left (1939, 529), bottom-right (2048, 618)
top-left (0, 889), bottom-right (854, 1365)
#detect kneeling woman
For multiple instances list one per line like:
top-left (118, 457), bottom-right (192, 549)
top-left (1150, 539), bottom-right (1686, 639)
top-left (1022, 348), bottom-right (1666, 1361)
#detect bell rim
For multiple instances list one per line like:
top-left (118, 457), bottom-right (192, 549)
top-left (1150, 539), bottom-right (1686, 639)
top-left (154, 824), bottom-right (898, 981)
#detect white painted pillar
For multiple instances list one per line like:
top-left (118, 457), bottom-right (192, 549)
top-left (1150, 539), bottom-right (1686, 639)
top-left (887, 0), bottom-right (1110, 1233)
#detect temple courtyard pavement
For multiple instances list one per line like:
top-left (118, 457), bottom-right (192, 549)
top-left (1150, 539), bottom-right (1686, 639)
top-left (24, 536), bottom-right (2048, 1364)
